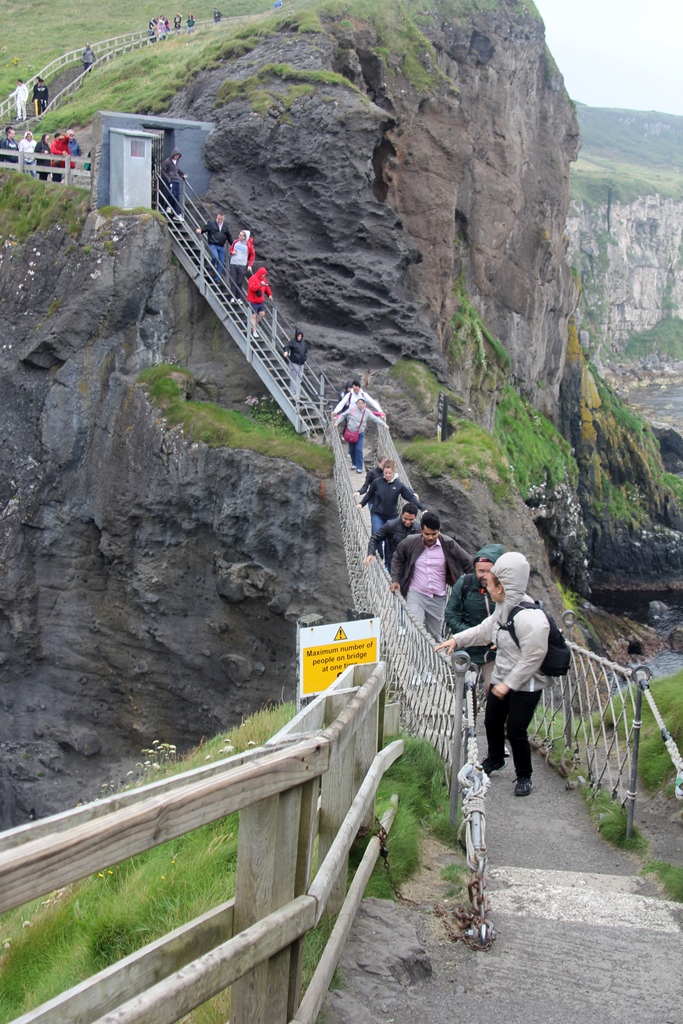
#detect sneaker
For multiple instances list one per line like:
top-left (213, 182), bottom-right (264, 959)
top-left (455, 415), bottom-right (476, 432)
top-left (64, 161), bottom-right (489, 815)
top-left (175, 215), bottom-right (184, 221)
top-left (481, 757), bottom-right (505, 774)
top-left (252, 330), bottom-right (259, 338)
top-left (357, 468), bottom-right (364, 474)
top-left (166, 205), bottom-right (173, 214)
top-left (514, 776), bottom-right (533, 797)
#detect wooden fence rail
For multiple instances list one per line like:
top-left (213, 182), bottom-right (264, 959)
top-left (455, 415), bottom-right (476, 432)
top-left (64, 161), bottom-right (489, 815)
top-left (0, 151), bottom-right (90, 186)
top-left (2, 662), bottom-right (403, 1024)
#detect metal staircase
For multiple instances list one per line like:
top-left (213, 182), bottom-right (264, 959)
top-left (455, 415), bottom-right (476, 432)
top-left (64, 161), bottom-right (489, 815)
top-left (158, 177), bottom-right (336, 436)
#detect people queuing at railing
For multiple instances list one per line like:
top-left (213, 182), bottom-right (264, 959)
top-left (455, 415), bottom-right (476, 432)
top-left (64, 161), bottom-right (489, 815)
top-left (0, 123), bottom-right (89, 181)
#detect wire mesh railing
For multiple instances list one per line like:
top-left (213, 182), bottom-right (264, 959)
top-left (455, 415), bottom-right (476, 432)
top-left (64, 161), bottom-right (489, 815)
top-left (330, 423), bottom-right (460, 767)
top-left (531, 634), bottom-right (683, 816)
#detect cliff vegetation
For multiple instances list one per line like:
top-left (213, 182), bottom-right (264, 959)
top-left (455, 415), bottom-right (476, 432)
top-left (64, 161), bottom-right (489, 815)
top-left (138, 364), bottom-right (334, 474)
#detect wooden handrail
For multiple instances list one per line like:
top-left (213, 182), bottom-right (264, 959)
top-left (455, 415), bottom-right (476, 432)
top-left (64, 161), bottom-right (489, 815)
top-left (3, 662), bottom-right (399, 1024)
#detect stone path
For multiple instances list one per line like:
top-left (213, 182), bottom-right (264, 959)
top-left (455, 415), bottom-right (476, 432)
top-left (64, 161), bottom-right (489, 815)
top-left (323, 752), bottom-right (683, 1024)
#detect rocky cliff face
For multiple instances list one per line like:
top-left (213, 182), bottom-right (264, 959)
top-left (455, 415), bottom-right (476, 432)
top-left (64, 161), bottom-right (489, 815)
top-left (567, 194), bottom-right (683, 358)
top-left (0, 210), bottom-right (350, 827)
top-left (166, 2), bottom-right (579, 424)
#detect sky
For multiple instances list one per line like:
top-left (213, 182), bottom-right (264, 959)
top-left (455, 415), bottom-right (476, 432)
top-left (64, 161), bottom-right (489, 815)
top-left (533, 0), bottom-right (683, 117)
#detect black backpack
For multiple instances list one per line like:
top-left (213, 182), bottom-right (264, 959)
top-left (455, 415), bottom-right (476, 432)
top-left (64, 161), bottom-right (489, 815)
top-left (499, 601), bottom-right (571, 677)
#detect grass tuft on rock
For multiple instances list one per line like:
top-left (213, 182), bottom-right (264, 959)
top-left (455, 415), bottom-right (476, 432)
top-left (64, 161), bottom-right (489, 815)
top-left (494, 385), bottom-right (578, 498)
top-left (137, 364), bottom-right (333, 475)
top-left (0, 173), bottom-right (90, 242)
top-left (403, 420), bottom-right (515, 505)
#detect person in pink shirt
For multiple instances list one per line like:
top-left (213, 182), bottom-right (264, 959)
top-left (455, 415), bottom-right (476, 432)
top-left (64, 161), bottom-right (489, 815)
top-left (390, 512), bottom-right (473, 641)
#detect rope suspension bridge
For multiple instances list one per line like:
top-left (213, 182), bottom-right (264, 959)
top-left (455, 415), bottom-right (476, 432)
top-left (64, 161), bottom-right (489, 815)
top-left (0, 150), bottom-right (682, 1024)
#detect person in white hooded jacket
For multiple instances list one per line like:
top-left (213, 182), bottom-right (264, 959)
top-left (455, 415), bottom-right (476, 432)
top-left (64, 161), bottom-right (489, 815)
top-left (436, 551), bottom-right (550, 797)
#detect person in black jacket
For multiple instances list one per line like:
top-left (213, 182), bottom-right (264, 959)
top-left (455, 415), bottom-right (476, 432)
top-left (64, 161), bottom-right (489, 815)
top-left (160, 149), bottom-right (186, 218)
top-left (390, 512), bottom-right (473, 641)
top-left (196, 211), bottom-right (230, 282)
top-left (0, 126), bottom-right (19, 165)
top-left (283, 329), bottom-right (309, 400)
top-left (354, 456), bottom-right (385, 501)
top-left (34, 132), bottom-right (51, 180)
top-left (357, 459), bottom-right (424, 537)
top-left (365, 502), bottom-right (420, 571)
top-left (32, 78), bottom-right (49, 116)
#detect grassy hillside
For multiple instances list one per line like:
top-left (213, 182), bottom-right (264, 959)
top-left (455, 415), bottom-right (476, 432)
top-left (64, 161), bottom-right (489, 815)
top-left (0, 0), bottom-right (275, 99)
top-left (573, 105), bottom-right (683, 205)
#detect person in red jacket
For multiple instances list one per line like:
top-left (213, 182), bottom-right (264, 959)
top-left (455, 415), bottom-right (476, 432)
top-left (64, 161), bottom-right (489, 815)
top-left (50, 132), bottom-right (73, 183)
top-left (246, 266), bottom-right (272, 338)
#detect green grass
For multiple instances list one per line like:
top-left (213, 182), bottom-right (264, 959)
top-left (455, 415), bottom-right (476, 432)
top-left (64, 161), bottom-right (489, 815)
top-left (494, 385), bottom-right (578, 497)
top-left (0, 0), bottom-right (276, 99)
top-left (215, 62), bottom-right (356, 112)
top-left (389, 359), bottom-right (460, 415)
top-left (137, 364), bottom-right (333, 475)
top-left (450, 279), bottom-right (511, 374)
top-left (0, 704), bottom-right (295, 1023)
top-left (625, 317), bottom-right (683, 360)
top-left (572, 105), bottom-right (683, 206)
top-left (0, 172), bottom-right (90, 242)
top-left (351, 737), bottom-right (459, 899)
top-left (587, 790), bottom-right (649, 854)
top-left (0, 726), bottom-right (458, 1020)
top-left (402, 419), bottom-right (515, 505)
top-left (644, 861), bottom-right (683, 903)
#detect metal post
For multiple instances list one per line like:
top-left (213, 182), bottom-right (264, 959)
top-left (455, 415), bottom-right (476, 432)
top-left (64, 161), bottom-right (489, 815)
top-left (198, 244), bottom-right (205, 292)
top-left (449, 650), bottom-right (471, 828)
top-left (561, 610), bottom-right (576, 753)
top-left (271, 306), bottom-right (278, 342)
top-left (626, 665), bottom-right (651, 838)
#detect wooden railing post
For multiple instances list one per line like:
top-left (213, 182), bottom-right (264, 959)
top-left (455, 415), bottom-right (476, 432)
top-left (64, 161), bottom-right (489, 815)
top-left (319, 690), bottom-right (356, 919)
top-left (230, 775), bottom-right (318, 1024)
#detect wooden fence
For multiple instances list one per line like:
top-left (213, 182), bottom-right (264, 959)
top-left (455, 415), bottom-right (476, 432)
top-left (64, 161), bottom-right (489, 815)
top-left (0, 662), bottom-right (403, 1024)
top-left (0, 151), bottom-right (91, 186)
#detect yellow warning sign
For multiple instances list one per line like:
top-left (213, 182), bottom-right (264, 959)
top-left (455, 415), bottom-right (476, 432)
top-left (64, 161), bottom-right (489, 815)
top-left (301, 638), bottom-right (378, 695)
top-left (333, 627), bottom-right (347, 641)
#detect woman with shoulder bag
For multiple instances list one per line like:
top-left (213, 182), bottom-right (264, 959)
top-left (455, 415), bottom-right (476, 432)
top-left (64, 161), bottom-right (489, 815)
top-left (338, 398), bottom-right (369, 474)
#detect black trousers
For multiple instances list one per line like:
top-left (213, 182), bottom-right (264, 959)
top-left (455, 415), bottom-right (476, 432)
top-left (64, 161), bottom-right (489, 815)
top-left (484, 687), bottom-right (542, 778)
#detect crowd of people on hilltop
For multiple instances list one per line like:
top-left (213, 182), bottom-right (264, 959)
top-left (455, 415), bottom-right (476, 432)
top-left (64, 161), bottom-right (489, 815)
top-left (148, 14), bottom-right (197, 40)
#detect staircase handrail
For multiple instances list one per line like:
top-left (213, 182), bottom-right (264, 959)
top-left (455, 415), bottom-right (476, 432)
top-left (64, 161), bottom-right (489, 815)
top-left (182, 177), bottom-right (338, 404)
top-left (157, 175), bottom-right (333, 434)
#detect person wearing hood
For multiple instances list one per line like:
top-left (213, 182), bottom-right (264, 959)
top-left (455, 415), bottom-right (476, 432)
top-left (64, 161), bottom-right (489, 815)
top-left (283, 329), bottom-right (309, 400)
top-left (246, 266), bottom-right (272, 338)
top-left (160, 148), bottom-right (186, 218)
top-left (228, 229), bottom-right (255, 303)
top-left (436, 551), bottom-right (551, 797)
top-left (445, 543), bottom-right (505, 702)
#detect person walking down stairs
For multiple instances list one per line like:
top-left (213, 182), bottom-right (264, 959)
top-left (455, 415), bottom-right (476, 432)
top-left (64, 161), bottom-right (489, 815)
top-left (246, 267), bottom-right (272, 338)
top-left (282, 328), bottom-right (309, 400)
top-left (196, 212), bottom-right (231, 283)
top-left (160, 149), bottom-right (187, 219)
